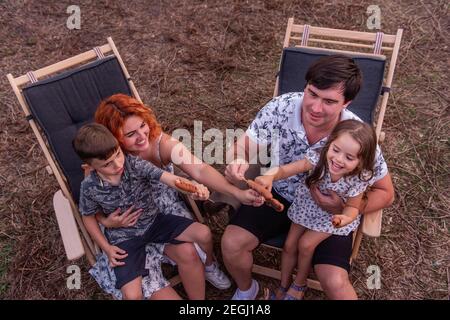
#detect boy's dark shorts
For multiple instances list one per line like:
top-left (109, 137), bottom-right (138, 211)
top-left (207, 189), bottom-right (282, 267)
top-left (229, 190), bottom-right (352, 273)
top-left (113, 213), bottom-right (195, 289)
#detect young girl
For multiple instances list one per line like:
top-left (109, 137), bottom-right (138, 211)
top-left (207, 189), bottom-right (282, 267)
top-left (255, 119), bottom-right (377, 300)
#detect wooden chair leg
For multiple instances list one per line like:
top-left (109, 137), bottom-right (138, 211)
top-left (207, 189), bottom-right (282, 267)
top-left (252, 264), bottom-right (323, 291)
top-left (350, 224), bottom-right (364, 264)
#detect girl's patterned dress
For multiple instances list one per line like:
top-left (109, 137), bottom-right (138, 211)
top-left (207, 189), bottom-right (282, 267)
top-left (287, 149), bottom-right (371, 236)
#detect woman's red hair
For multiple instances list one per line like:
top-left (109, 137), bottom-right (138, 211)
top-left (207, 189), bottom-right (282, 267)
top-left (95, 94), bottom-right (162, 149)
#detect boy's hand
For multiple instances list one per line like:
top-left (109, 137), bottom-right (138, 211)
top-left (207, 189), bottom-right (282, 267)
top-left (189, 182), bottom-right (210, 201)
top-left (254, 175), bottom-right (274, 193)
top-left (100, 206), bottom-right (143, 228)
top-left (105, 245), bottom-right (128, 267)
top-left (236, 189), bottom-right (265, 207)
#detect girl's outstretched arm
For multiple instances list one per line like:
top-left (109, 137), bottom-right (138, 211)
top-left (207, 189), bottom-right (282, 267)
top-left (255, 158), bottom-right (313, 192)
top-left (331, 193), bottom-right (363, 228)
top-left (270, 158), bottom-right (314, 181)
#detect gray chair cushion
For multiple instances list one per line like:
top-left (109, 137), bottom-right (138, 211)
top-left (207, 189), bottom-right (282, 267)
top-left (23, 56), bottom-right (132, 203)
top-left (278, 47), bottom-right (386, 123)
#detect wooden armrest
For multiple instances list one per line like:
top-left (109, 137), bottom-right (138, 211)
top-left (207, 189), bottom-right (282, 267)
top-left (362, 209), bottom-right (383, 237)
top-left (171, 165), bottom-right (206, 223)
top-left (53, 190), bottom-right (85, 260)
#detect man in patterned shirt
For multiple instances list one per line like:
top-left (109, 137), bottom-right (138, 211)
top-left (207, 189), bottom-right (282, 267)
top-left (221, 55), bottom-right (394, 300)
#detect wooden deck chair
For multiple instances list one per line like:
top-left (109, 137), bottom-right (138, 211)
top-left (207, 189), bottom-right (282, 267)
top-left (247, 18), bottom-right (403, 291)
top-left (7, 38), bottom-right (204, 288)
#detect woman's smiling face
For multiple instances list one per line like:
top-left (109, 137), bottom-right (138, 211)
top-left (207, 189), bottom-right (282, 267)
top-left (121, 115), bottom-right (150, 153)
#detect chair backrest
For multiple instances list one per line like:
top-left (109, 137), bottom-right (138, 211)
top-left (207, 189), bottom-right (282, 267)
top-left (7, 38), bottom-right (203, 265)
top-left (7, 39), bottom-right (143, 263)
top-left (277, 47), bottom-right (386, 124)
top-left (22, 56), bottom-right (132, 202)
top-left (275, 19), bottom-right (403, 139)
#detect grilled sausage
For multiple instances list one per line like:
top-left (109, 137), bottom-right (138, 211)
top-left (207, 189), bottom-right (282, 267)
top-left (266, 198), bottom-right (284, 212)
top-left (246, 179), bottom-right (273, 200)
top-left (175, 179), bottom-right (198, 194)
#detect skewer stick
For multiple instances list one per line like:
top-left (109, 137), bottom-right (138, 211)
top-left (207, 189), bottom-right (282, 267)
top-left (243, 178), bottom-right (284, 212)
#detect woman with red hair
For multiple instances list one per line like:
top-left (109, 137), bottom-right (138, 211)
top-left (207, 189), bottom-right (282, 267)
top-left (93, 94), bottom-right (262, 300)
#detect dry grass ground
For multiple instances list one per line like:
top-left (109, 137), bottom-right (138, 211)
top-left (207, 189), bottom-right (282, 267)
top-left (0, 0), bottom-right (448, 299)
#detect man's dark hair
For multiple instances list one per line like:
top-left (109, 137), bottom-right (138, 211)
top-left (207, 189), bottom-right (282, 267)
top-left (72, 123), bottom-right (119, 164)
top-left (305, 55), bottom-right (362, 102)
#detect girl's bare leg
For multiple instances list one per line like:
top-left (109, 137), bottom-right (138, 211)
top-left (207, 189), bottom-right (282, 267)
top-left (278, 223), bottom-right (306, 299)
top-left (289, 230), bottom-right (331, 299)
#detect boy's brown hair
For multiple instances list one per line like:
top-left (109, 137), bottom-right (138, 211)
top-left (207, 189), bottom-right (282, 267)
top-left (73, 123), bottom-right (119, 164)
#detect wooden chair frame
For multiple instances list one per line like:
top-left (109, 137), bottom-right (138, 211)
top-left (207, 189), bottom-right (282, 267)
top-left (250, 18), bottom-right (403, 291)
top-left (7, 37), bottom-right (204, 286)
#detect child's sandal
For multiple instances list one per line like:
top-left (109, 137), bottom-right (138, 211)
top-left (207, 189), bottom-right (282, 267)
top-left (283, 283), bottom-right (307, 300)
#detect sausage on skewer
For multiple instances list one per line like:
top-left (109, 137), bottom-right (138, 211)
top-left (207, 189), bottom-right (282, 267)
top-left (175, 179), bottom-right (198, 194)
top-left (245, 179), bottom-right (273, 200)
top-left (266, 198), bottom-right (284, 212)
top-left (245, 179), bottom-right (284, 212)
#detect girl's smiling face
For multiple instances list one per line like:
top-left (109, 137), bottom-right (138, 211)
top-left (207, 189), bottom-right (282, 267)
top-left (326, 132), bottom-right (361, 179)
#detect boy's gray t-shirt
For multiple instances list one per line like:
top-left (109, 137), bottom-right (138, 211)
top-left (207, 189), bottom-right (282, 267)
top-left (79, 154), bottom-right (164, 245)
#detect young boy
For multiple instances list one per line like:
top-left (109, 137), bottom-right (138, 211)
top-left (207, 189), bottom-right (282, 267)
top-left (73, 123), bottom-right (227, 299)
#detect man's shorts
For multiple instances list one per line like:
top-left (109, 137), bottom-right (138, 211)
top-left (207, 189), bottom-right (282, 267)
top-left (113, 213), bottom-right (195, 289)
top-left (228, 190), bottom-right (353, 272)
